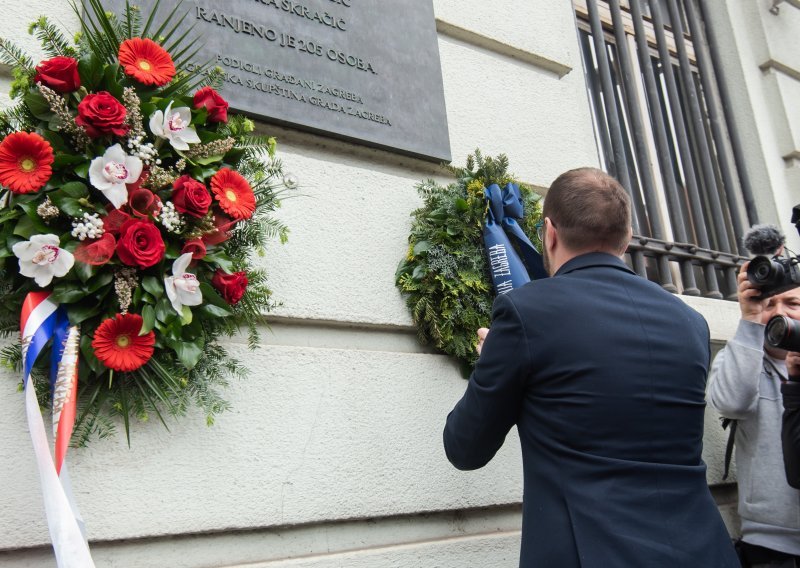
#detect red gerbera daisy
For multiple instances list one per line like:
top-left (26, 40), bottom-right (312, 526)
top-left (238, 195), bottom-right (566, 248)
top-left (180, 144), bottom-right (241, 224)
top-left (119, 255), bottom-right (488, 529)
top-left (0, 132), bottom-right (54, 193)
top-left (118, 38), bottom-right (176, 87)
top-left (210, 168), bottom-right (256, 220)
top-left (92, 313), bottom-right (155, 372)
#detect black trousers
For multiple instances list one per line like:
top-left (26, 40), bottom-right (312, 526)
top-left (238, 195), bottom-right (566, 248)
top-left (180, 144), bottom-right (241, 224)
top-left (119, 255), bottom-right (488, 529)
top-left (737, 540), bottom-right (799, 568)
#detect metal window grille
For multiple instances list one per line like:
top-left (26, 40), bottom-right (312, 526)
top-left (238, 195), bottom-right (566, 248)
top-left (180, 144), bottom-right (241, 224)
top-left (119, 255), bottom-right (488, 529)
top-left (573, 0), bottom-right (756, 299)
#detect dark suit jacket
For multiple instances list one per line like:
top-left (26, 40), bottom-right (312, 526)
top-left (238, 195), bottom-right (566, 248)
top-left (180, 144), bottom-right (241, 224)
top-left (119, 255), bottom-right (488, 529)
top-left (444, 253), bottom-right (738, 568)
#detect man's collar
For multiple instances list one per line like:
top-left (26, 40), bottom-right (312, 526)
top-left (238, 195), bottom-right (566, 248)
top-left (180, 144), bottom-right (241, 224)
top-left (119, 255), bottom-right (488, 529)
top-left (554, 252), bottom-right (635, 277)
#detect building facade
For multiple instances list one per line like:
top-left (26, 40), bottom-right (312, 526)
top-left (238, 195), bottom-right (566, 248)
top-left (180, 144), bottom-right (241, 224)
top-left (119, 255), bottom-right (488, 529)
top-left (0, 0), bottom-right (797, 566)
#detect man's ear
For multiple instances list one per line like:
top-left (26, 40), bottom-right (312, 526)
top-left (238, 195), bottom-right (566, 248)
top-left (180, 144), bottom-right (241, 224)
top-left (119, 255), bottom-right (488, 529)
top-left (545, 219), bottom-right (557, 252)
top-left (618, 225), bottom-right (633, 256)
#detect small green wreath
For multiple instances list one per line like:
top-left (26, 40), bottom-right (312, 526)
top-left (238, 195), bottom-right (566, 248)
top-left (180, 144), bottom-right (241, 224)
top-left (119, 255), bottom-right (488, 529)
top-left (395, 151), bottom-right (543, 374)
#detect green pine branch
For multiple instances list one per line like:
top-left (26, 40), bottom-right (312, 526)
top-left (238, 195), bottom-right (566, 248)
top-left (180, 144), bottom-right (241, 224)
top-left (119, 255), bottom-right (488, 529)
top-left (0, 37), bottom-right (33, 71)
top-left (29, 17), bottom-right (78, 58)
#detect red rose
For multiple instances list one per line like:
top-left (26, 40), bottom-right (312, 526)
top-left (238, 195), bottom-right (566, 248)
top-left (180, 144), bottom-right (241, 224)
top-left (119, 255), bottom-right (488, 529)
top-left (116, 219), bottom-right (165, 269)
top-left (172, 175), bottom-right (211, 218)
top-left (181, 238), bottom-right (207, 261)
top-left (75, 91), bottom-right (129, 138)
top-left (128, 188), bottom-right (162, 219)
top-left (74, 233), bottom-right (116, 266)
top-left (211, 270), bottom-right (248, 305)
top-left (34, 56), bottom-right (81, 93)
top-left (202, 210), bottom-right (237, 245)
top-left (193, 87), bottom-right (229, 123)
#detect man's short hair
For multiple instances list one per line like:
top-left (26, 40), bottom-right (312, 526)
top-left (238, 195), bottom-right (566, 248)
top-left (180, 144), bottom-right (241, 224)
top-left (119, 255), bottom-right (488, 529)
top-left (542, 167), bottom-right (632, 253)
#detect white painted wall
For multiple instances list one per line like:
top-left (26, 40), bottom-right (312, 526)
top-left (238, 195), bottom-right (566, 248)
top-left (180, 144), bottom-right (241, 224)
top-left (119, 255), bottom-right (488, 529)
top-left (703, 1), bottom-right (800, 248)
top-left (0, 0), bottom-right (794, 566)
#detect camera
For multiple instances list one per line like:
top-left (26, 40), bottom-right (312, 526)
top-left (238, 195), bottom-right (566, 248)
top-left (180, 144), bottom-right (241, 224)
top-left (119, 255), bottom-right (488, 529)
top-left (765, 315), bottom-right (800, 352)
top-left (753, 207), bottom-right (800, 350)
top-left (747, 256), bottom-right (800, 299)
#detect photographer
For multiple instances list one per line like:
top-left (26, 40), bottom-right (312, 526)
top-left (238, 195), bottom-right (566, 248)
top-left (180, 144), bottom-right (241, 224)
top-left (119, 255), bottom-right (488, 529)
top-left (783, 356), bottom-right (800, 489)
top-left (707, 255), bottom-right (800, 566)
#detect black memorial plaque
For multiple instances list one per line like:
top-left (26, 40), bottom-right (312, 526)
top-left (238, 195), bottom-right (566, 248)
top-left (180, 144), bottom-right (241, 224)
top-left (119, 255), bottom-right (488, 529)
top-left (97, 0), bottom-right (451, 162)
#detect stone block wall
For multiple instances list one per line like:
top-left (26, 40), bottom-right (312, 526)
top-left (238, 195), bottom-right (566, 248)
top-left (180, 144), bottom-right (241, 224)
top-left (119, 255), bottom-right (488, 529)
top-left (0, 1), bottom-right (796, 565)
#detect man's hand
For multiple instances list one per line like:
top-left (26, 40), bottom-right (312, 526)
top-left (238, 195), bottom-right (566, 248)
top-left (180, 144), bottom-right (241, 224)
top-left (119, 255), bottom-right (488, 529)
top-left (476, 328), bottom-right (489, 355)
top-left (738, 261), bottom-right (768, 323)
top-left (787, 351), bottom-right (800, 380)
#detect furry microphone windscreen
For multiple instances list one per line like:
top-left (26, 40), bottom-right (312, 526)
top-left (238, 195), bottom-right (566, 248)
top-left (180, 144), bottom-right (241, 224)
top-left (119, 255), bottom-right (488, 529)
top-left (743, 224), bottom-right (785, 256)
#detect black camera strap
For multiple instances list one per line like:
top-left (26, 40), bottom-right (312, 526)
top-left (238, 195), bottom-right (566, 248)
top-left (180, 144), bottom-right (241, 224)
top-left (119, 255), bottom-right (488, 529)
top-left (722, 417), bottom-right (736, 481)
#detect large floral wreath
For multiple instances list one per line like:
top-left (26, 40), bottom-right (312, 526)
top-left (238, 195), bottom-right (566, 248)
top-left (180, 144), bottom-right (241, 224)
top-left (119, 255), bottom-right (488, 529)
top-left (395, 151), bottom-right (542, 374)
top-left (0, 1), bottom-right (291, 444)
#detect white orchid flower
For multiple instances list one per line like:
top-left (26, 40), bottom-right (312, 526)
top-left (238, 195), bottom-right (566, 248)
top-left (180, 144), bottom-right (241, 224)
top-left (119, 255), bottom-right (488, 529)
top-left (149, 101), bottom-right (201, 151)
top-left (88, 144), bottom-right (143, 208)
top-left (12, 234), bottom-right (74, 287)
top-left (165, 252), bottom-right (203, 314)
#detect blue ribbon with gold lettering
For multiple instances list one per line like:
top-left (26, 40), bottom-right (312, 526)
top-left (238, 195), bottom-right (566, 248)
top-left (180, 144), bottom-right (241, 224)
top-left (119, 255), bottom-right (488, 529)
top-left (482, 184), bottom-right (547, 295)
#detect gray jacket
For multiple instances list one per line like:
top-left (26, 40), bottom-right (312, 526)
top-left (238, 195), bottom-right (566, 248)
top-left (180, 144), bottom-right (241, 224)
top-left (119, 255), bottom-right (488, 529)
top-left (707, 319), bottom-right (800, 554)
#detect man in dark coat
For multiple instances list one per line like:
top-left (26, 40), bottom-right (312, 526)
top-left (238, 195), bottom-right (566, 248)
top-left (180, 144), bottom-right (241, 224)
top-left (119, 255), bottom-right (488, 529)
top-left (443, 168), bottom-right (738, 568)
top-left (783, 360), bottom-right (800, 489)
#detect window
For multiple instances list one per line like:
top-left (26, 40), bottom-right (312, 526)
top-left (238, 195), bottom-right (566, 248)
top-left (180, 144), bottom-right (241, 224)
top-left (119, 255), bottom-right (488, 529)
top-left (574, 0), bottom-right (752, 299)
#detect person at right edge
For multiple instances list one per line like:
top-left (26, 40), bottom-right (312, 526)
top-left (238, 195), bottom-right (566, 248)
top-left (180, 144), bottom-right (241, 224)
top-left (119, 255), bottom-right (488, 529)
top-left (784, 357), bottom-right (800, 490)
top-left (707, 265), bottom-right (800, 567)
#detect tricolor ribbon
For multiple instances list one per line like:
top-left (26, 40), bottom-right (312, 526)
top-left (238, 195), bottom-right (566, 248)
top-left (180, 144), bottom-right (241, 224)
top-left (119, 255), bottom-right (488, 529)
top-left (483, 183), bottom-right (547, 295)
top-left (21, 292), bottom-right (95, 567)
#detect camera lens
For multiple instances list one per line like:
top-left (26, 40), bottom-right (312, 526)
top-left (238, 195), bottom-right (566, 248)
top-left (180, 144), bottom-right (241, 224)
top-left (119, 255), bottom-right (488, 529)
top-left (766, 316), bottom-right (789, 347)
top-left (765, 315), bottom-right (800, 352)
top-left (748, 256), bottom-right (784, 285)
top-left (754, 262), bottom-right (772, 280)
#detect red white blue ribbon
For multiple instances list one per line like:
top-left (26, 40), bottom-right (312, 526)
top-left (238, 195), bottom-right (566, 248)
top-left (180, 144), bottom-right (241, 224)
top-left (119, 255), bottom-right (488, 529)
top-left (21, 291), bottom-right (95, 567)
